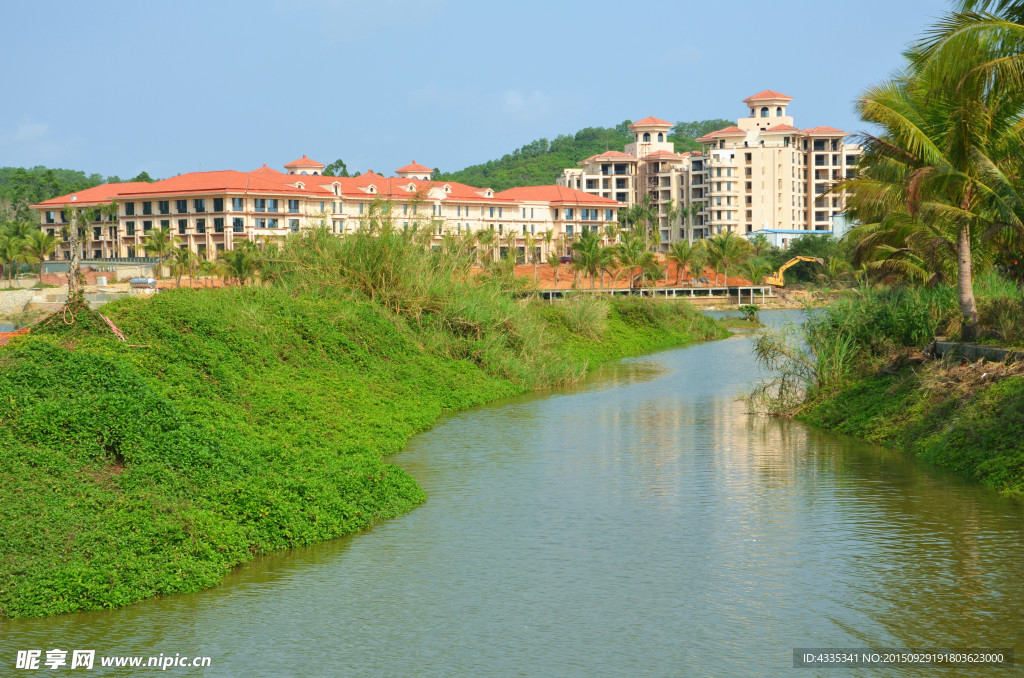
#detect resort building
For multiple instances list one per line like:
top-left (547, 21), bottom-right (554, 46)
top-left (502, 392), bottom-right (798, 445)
top-left (31, 160), bottom-right (621, 263)
top-left (557, 91), bottom-right (862, 248)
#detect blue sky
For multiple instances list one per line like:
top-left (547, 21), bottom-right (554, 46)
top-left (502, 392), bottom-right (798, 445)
top-left (1, 0), bottom-right (951, 181)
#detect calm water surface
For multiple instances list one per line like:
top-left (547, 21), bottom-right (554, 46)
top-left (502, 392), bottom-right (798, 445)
top-left (2, 311), bottom-right (1022, 677)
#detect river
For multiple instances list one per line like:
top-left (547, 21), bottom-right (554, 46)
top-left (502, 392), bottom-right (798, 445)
top-left (2, 310), bottom-right (1022, 677)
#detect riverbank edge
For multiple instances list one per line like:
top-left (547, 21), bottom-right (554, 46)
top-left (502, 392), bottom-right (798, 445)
top-left (0, 289), bottom-right (728, 618)
top-left (797, 363), bottom-right (1024, 500)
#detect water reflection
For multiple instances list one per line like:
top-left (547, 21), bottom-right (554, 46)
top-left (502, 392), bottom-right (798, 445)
top-left (2, 311), bottom-right (1022, 677)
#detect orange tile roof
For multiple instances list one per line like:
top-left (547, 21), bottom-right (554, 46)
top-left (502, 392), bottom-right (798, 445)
top-left (581, 150), bottom-right (637, 163)
top-left (630, 116), bottom-right (673, 128)
top-left (802, 126), bottom-right (848, 136)
top-left (251, 164), bottom-right (286, 176)
top-left (764, 124), bottom-right (801, 133)
top-left (116, 170), bottom-right (335, 197)
top-left (283, 154), bottom-right (325, 169)
top-left (743, 89), bottom-right (793, 102)
top-left (644, 150), bottom-right (686, 160)
top-left (695, 126), bottom-right (747, 142)
top-left (32, 182), bottom-right (155, 208)
top-left (495, 185), bottom-right (622, 206)
top-left (396, 160), bottom-right (432, 173)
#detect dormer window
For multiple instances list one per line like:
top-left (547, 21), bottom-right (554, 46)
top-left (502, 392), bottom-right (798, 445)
top-left (443, 184), bottom-right (451, 193)
top-left (334, 184), bottom-right (340, 196)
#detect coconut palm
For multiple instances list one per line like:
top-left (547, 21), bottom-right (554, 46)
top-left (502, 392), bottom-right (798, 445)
top-left (837, 54), bottom-right (1024, 339)
top-left (168, 247), bottom-right (198, 288)
top-left (739, 257), bottom-right (775, 285)
top-left (666, 240), bottom-right (705, 286)
top-left (571, 229), bottom-right (603, 288)
top-left (523, 231), bottom-right (539, 285)
top-left (99, 200), bottom-right (118, 259)
top-left (615, 232), bottom-right (657, 293)
top-left (705, 231), bottom-right (752, 286)
top-left (475, 227), bottom-right (496, 266)
top-left (546, 251), bottom-right (562, 288)
top-left (22, 230), bottom-right (59, 287)
top-left (141, 226), bottom-right (180, 279)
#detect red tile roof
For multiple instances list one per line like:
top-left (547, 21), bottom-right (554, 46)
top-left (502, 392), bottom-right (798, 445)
top-left (802, 126), bottom-right (848, 136)
top-left (631, 116), bottom-right (673, 128)
top-left (743, 89), bottom-right (793, 102)
top-left (644, 150), bottom-right (686, 160)
top-left (764, 124), bottom-right (801, 133)
top-left (695, 126), bottom-right (747, 142)
top-left (581, 150), bottom-right (637, 163)
top-left (495, 185), bottom-right (622, 206)
top-left (283, 154), bottom-right (325, 169)
top-left (114, 170), bottom-right (334, 197)
top-left (32, 182), bottom-right (155, 208)
top-left (396, 161), bottom-right (432, 173)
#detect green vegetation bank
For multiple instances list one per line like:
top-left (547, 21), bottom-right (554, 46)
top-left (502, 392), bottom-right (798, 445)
top-left (0, 228), bottom-right (726, 618)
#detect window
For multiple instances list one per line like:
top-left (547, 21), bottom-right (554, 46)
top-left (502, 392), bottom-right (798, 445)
top-left (232, 218), bottom-right (244, 232)
top-left (489, 206), bottom-right (495, 217)
top-left (213, 198), bottom-right (224, 212)
top-left (497, 207), bottom-right (502, 217)
top-left (160, 219), bottom-right (169, 231)
top-left (256, 218), bottom-right (266, 228)
top-left (288, 199), bottom-right (299, 213)
top-left (605, 209), bottom-right (613, 221)
top-left (359, 203), bottom-right (364, 215)
top-left (289, 219), bottom-right (299, 232)
top-left (657, 132), bottom-right (664, 142)
top-left (193, 199), bottom-right (206, 212)
top-left (457, 205), bottom-right (462, 216)
top-left (566, 225), bottom-right (574, 236)
top-left (403, 204), bottom-right (408, 215)
top-left (196, 219), bottom-right (206, 234)
top-left (214, 218), bottom-right (224, 233)
top-left (125, 202), bottom-right (135, 216)
top-left (158, 200), bottom-right (169, 215)
top-left (268, 199), bottom-right (278, 213)
top-left (268, 218), bottom-right (278, 229)
top-left (776, 107), bottom-right (783, 116)
top-left (126, 221), bottom-right (135, 235)
top-left (255, 199), bottom-right (266, 212)
top-left (232, 197), bottom-right (244, 211)
top-left (143, 220), bottom-right (152, 233)
top-left (643, 132), bottom-right (651, 142)
top-left (177, 219), bottom-right (187, 234)
top-left (176, 200), bottom-right (187, 214)
top-left (142, 201), bottom-right (152, 215)
top-left (45, 211), bottom-right (55, 223)
top-left (760, 107), bottom-right (769, 117)
top-left (564, 208), bottom-right (574, 219)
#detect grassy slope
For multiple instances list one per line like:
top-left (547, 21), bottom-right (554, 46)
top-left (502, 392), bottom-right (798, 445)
top-left (0, 289), bottom-right (724, 617)
top-left (800, 369), bottom-right (1024, 499)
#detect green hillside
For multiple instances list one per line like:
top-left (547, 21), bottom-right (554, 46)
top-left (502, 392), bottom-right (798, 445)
top-left (435, 119), bottom-right (732, 191)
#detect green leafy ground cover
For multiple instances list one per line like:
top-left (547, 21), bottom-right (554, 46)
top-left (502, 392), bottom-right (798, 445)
top-left (800, 368), bottom-right (1024, 499)
top-left (0, 287), bottom-right (725, 617)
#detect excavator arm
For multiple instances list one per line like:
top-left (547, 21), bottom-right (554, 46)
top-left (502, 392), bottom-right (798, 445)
top-left (763, 256), bottom-right (824, 287)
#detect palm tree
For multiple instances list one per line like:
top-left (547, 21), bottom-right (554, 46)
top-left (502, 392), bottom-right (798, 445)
top-left (22, 230), bottom-right (59, 287)
top-left (685, 202), bottom-right (702, 244)
top-left (475, 227), bottom-right (496, 266)
top-left (99, 200), bottom-right (118, 259)
top-left (738, 257), bottom-right (774, 285)
top-left (523, 231), bottom-right (539, 285)
top-left (502, 228), bottom-right (519, 262)
top-left (749, 233), bottom-right (771, 257)
top-left (664, 200), bottom-right (681, 251)
top-left (666, 240), bottom-right (706, 286)
top-left (815, 256), bottom-right (853, 288)
top-left (168, 247), bottom-right (198, 288)
top-left (141, 226), bottom-right (180, 279)
top-left (571, 229), bottom-right (603, 289)
top-left (220, 241), bottom-right (261, 285)
top-left (615, 232), bottom-right (656, 293)
top-left (602, 221), bottom-right (620, 247)
top-left (541, 228), bottom-right (555, 262)
top-left (705, 231), bottom-right (752, 286)
top-left (837, 53), bottom-right (1024, 339)
top-left (546, 251), bottom-right (562, 288)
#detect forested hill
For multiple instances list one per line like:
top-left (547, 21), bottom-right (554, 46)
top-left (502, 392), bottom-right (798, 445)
top-left (0, 167), bottom-right (154, 221)
top-left (434, 119), bottom-right (732, 191)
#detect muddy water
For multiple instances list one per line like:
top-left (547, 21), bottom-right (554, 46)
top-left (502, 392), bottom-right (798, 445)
top-left (2, 311), bottom-right (1022, 677)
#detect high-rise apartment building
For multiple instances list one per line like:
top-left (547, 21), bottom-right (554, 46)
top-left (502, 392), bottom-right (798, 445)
top-left (557, 91), bottom-right (862, 248)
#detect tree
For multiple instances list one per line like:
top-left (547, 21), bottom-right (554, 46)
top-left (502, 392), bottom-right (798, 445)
top-left (615, 232), bottom-right (657, 292)
top-left (220, 242), bottom-right (260, 285)
top-left (739, 257), bottom-right (775, 285)
top-left (685, 202), bottom-right (702, 245)
top-left (546, 251), bottom-right (562, 288)
top-left (0, 226), bottom-right (27, 283)
top-left (475, 227), bottom-right (496, 266)
top-left (322, 158), bottom-right (350, 177)
top-left (21, 230), bottom-right (59, 286)
top-left (168, 247), bottom-right (198, 288)
top-left (571, 229), bottom-right (603, 288)
top-left (129, 171), bottom-right (155, 183)
top-left (666, 240), bottom-right (706, 286)
top-left (99, 200), bottom-right (119, 259)
top-left (838, 48), bottom-right (1024, 339)
top-left (141, 226), bottom-right (180, 278)
top-left (705, 231), bottom-right (752, 286)
top-left (61, 205), bottom-right (87, 297)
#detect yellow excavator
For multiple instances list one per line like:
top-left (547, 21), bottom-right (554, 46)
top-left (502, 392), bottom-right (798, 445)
top-left (763, 256), bottom-right (824, 287)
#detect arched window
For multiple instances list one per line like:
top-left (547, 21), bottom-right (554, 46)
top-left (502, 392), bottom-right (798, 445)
top-left (760, 107), bottom-right (769, 118)
top-left (751, 109), bottom-right (756, 116)
top-left (776, 107), bottom-right (783, 116)
top-left (657, 133), bottom-right (664, 142)
top-left (643, 132), bottom-right (651, 142)
top-left (300, 170), bottom-right (308, 175)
